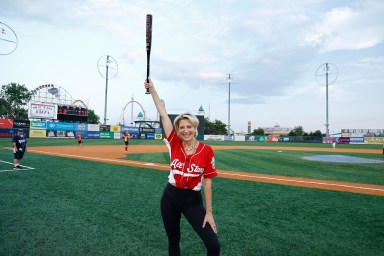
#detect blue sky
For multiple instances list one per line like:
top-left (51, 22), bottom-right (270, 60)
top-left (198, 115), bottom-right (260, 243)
top-left (1, 0), bottom-right (383, 134)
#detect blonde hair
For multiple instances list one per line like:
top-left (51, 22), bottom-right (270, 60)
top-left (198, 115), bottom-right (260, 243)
top-left (173, 112), bottom-right (199, 137)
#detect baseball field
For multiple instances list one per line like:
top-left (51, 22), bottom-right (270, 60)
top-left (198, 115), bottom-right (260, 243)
top-left (1, 138), bottom-right (383, 255)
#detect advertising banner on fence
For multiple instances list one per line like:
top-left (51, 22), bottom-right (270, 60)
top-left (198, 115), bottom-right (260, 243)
top-left (322, 137), bottom-right (336, 143)
top-left (245, 135), bottom-right (258, 142)
top-left (155, 134), bottom-right (163, 140)
top-left (0, 128), bottom-right (15, 138)
top-left (114, 132), bottom-right (121, 139)
top-left (234, 135), bottom-right (245, 142)
top-left (46, 122), bottom-right (76, 131)
top-left (29, 129), bottom-right (46, 138)
top-left (364, 137), bottom-right (384, 144)
top-left (0, 119), bottom-right (13, 128)
top-left (85, 131), bottom-right (100, 139)
top-left (110, 125), bottom-right (121, 133)
top-left (29, 102), bottom-right (57, 119)
top-left (267, 136), bottom-right (279, 142)
top-left (13, 120), bottom-right (30, 128)
top-left (46, 130), bottom-right (75, 138)
top-left (258, 136), bottom-right (269, 142)
top-left (87, 124), bottom-right (100, 132)
top-left (100, 132), bottom-right (113, 139)
top-left (30, 121), bottom-right (47, 130)
top-left (349, 137), bottom-right (364, 144)
top-left (204, 135), bottom-right (225, 141)
top-left (0, 128), bottom-right (29, 138)
top-left (121, 126), bottom-right (140, 139)
top-left (76, 123), bottom-right (87, 131)
top-left (337, 137), bottom-right (350, 144)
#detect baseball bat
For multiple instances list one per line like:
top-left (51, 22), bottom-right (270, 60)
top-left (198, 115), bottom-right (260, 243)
top-left (145, 14), bottom-right (152, 94)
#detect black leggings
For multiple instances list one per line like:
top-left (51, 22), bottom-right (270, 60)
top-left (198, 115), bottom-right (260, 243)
top-left (161, 183), bottom-right (221, 256)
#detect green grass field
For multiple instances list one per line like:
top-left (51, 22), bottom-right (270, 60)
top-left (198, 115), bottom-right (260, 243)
top-left (1, 138), bottom-right (384, 255)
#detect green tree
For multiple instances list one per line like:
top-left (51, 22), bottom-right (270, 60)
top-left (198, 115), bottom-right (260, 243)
top-left (292, 126), bottom-right (304, 136)
top-left (312, 130), bottom-right (323, 137)
top-left (87, 109), bottom-right (100, 124)
top-left (204, 118), bottom-right (227, 135)
top-left (250, 127), bottom-right (265, 136)
top-left (0, 83), bottom-right (31, 119)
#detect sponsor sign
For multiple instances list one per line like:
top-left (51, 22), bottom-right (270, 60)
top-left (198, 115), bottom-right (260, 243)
top-left (85, 131), bottom-right (100, 139)
top-left (29, 102), bottom-right (57, 119)
top-left (76, 123), bottom-right (87, 131)
top-left (204, 135), bottom-right (224, 141)
top-left (234, 135), bottom-right (245, 142)
top-left (0, 118), bottom-right (13, 128)
top-left (0, 128), bottom-right (29, 138)
top-left (30, 121), bottom-right (47, 129)
top-left (30, 129), bottom-right (46, 138)
top-left (46, 122), bottom-right (76, 131)
top-left (155, 128), bottom-right (163, 134)
top-left (140, 127), bottom-right (155, 134)
top-left (110, 125), bottom-right (121, 132)
top-left (46, 130), bottom-right (75, 138)
top-left (245, 135), bottom-right (258, 142)
top-left (146, 133), bottom-right (155, 140)
top-left (337, 137), bottom-right (350, 144)
top-left (121, 126), bottom-right (140, 139)
top-left (0, 128), bottom-right (16, 138)
top-left (349, 137), bottom-right (364, 144)
top-left (13, 119), bottom-right (30, 128)
top-left (267, 136), bottom-right (279, 142)
top-left (322, 137), bottom-right (336, 144)
top-left (155, 134), bottom-right (163, 140)
top-left (258, 136), bottom-right (268, 142)
top-left (87, 124), bottom-right (99, 131)
top-left (100, 132), bottom-right (113, 139)
top-left (364, 137), bottom-right (384, 144)
top-left (113, 132), bottom-right (121, 139)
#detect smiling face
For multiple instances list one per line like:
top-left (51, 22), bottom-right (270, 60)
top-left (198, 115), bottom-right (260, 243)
top-left (177, 118), bottom-right (196, 142)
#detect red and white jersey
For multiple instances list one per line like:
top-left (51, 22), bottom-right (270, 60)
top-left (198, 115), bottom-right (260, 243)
top-left (165, 129), bottom-right (217, 191)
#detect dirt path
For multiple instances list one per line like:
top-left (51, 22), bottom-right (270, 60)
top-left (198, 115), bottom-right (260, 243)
top-left (27, 144), bottom-right (384, 196)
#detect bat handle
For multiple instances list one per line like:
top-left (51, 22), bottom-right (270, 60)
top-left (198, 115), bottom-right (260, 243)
top-left (146, 63), bottom-right (151, 94)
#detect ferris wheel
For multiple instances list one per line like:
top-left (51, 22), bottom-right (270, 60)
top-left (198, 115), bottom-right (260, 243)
top-left (30, 84), bottom-right (74, 105)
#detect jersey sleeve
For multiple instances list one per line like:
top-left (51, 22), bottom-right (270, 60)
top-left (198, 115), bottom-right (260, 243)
top-left (203, 146), bottom-right (217, 178)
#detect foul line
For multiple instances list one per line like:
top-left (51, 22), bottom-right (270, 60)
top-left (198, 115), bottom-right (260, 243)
top-left (0, 160), bottom-right (35, 172)
top-left (217, 171), bottom-right (384, 193)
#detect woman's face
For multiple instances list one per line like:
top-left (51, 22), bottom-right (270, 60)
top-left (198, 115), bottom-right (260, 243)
top-left (177, 119), bottom-right (196, 141)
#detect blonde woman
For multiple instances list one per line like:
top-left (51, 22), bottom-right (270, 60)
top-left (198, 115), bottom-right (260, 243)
top-left (144, 78), bottom-right (220, 256)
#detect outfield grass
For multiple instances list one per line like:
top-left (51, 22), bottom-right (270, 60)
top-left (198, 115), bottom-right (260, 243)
top-left (1, 138), bottom-right (384, 255)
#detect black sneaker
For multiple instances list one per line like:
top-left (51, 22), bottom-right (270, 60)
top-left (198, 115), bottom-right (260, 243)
top-left (14, 165), bottom-right (23, 169)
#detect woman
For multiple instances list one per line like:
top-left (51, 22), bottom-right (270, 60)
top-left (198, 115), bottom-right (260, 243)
top-left (144, 78), bottom-right (221, 256)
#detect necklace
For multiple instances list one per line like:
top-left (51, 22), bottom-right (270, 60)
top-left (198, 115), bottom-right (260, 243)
top-left (184, 140), bottom-right (197, 152)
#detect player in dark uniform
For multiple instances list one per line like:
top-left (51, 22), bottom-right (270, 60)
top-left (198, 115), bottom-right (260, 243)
top-left (12, 129), bottom-right (27, 169)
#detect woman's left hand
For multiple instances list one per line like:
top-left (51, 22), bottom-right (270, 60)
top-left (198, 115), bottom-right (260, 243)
top-left (202, 212), bottom-right (217, 233)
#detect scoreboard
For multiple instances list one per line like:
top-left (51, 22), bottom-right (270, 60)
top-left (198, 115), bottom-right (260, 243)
top-left (57, 105), bottom-right (88, 123)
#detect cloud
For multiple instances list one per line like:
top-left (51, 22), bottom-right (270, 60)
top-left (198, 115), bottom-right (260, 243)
top-left (303, 2), bottom-right (384, 51)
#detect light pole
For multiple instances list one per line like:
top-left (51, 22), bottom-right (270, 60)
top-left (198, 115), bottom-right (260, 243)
top-left (316, 63), bottom-right (338, 137)
top-left (97, 55), bottom-right (118, 125)
top-left (226, 74), bottom-right (232, 136)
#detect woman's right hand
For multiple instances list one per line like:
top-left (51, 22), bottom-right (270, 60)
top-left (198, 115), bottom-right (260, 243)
top-left (144, 78), bottom-right (153, 92)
